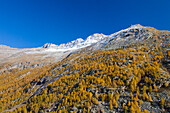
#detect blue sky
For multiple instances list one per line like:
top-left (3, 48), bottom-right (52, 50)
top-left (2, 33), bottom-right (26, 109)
top-left (0, 0), bottom-right (170, 48)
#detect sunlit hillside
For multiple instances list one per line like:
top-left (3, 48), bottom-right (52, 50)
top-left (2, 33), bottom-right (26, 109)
top-left (0, 25), bottom-right (169, 113)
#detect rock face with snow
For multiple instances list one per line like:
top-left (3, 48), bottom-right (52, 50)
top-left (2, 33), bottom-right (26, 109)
top-left (95, 24), bottom-right (159, 50)
top-left (84, 33), bottom-right (107, 44)
top-left (43, 43), bottom-right (57, 48)
top-left (42, 33), bottom-right (107, 51)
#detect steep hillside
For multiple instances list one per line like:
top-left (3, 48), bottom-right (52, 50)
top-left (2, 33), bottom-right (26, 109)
top-left (0, 25), bottom-right (169, 113)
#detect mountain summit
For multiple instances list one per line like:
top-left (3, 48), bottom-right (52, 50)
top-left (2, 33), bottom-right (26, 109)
top-left (42, 33), bottom-right (107, 51)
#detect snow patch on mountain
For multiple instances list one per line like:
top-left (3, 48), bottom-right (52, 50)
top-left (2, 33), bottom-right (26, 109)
top-left (84, 33), bottom-right (107, 44)
top-left (43, 43), bottom-right (57, 48)
top-left (43, 33), bottom-right (107, 52)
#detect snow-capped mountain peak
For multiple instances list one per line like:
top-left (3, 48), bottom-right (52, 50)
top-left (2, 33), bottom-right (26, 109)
top-left (42, 33), bottom-right (108, 51)
top-left (84, 33), bottom-right (107, 44)
top-left (43, 43), bottom-right (57, 48)
top-left (73, 38), bottom-right (84, 42)
top-left (128, 24), bottom-right (143, 29)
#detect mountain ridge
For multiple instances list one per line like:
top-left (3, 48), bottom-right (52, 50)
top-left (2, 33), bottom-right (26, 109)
top-left (1, 24), bottom-right (170, 51)
top-left (0, 24), bottom-right (169, 66)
